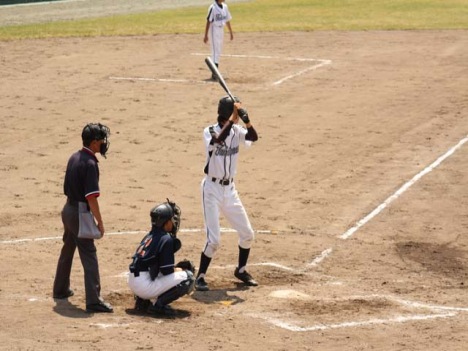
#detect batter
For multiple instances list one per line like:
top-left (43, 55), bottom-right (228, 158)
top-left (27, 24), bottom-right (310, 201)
top-left (195, 96), bottom-right (259, 291)
top-left (204, 0), bottom-right (233, 80)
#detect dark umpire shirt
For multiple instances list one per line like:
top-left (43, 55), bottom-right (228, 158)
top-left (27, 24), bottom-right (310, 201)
top-left (64, 147), bottom-right (100, 202)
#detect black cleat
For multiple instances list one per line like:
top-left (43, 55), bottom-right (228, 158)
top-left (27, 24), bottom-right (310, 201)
top-left (53, 289), bottom-right (74, 299)
top-left (234, 268), bottom-right (258, 286)
top-left (134, 296), bottom-right (151, 312)
top-left (148, 303), bottom-right (176, 317)
top-left (195, 277), bottom-right (209, 291)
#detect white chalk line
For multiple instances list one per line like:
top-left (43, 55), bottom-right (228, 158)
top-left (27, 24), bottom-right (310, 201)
top-left (307, 248), bottom-right (333, 267)
top-left (307, 136), bottom-right (468, 269)
top-left (340, 135), bottom-right (468, 240)
top-left (109, 76), bottom-right (211, 84)
top-left (250, 293), bottom-right (468, 332)
top-left (0, 227), bottom-right (274, 245)
top-left (89, 323), bottom-right (132, 329)
top-left (110, 53), bottom-right (331, 87)
top-left (255, 312), bottom-right (456, 332)
top-left (0, 0), bottom-right (85, 9)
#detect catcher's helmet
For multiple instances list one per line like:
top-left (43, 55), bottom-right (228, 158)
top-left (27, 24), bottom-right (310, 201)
top-left (217, 96), bottom-right (240, 122)
top-left (151, 200), bottom-right (182, 235)
top-left (150, 203), bottom-right (174, 228)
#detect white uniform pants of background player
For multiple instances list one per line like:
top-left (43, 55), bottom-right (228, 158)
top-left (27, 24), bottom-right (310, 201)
top-left (209, 24), bottom-right (225, 65)
top-left (201, 177), bottom-right (255, 258)
top-left (128, 270), bottom-right (189, 303)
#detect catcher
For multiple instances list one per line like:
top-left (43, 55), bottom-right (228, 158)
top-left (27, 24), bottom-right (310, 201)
top-left (128, 200), bottom-right (195, 317)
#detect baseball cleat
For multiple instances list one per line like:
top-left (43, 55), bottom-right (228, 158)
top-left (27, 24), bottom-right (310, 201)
top-left (134, 296), bottom-right (151, 312)
top-left (148, 303), bottom-right (176, 317)
top-left (195, 277), bottom-right (210, 291)
top-left (234, 268), bottom-right (258, 286)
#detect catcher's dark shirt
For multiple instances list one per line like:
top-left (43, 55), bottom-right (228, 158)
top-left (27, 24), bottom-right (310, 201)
top-left (64, 147), bottom-right (100, 202)
top-left (131, 228), bottom-right (176, 276)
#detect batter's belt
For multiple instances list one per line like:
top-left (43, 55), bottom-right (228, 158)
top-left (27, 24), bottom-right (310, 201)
top-left (211, 177), bottom-right (233, 186)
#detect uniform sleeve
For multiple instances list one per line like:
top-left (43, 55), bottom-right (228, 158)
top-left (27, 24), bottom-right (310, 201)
top-left (236, 125), bottom-right (252, 148)
top-left (159, 236), bottom-right (176, 276)
top-left (204, 126), bottom-right (215, 151)
top-left (84, 160), bottom-right (100, 198)
top-left (225, 5), bottom-right (232, 22)
top-left (206, 5), bottom-right (214, 22)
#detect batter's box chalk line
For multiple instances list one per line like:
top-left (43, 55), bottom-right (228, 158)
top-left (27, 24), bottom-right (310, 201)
top-left (0, 227), bottom-right (276, 245)
top-left (109, 53), bottom-right (331, 87)
top-left (248, 293), bottom-right (468, 332)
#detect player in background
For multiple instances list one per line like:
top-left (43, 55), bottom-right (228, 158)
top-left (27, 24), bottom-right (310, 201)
top-left (204, 0), bottom-right (233, 80)
top-left (195, 96), bottom-right (259, 291)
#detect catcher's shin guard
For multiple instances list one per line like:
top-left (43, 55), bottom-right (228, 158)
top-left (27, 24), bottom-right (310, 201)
top-left (155, 272), bottom-right (195, 307)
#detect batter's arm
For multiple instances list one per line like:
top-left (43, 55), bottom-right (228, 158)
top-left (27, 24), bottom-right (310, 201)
top-left (246, 125), bottom-right (258, 142)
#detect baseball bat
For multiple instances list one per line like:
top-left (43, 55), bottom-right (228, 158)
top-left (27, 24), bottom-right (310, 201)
top-left (205, 57), bottom-right (236, 101)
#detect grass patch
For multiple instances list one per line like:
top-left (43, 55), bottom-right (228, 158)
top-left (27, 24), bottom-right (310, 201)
top-left (0, 0), bottom-right (467, 40)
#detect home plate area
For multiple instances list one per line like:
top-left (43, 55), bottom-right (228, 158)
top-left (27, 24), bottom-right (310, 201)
top-left (248, 291), bottom-right (468, 332)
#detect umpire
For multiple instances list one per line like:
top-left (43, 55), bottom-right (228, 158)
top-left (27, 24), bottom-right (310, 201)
top-left (52, 123), bottom-right (113, 313)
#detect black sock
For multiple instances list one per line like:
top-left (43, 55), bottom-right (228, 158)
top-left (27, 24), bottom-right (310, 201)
top-left (197, 252), bottom-right (212, 278)
top-left (238, 246), bottom-right (250, 272)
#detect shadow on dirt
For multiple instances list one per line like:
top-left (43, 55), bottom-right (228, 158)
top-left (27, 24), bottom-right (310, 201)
top-left (52, 299), bottom-right (91, 319)
top-left (191, 284), bottom-right (248, 305)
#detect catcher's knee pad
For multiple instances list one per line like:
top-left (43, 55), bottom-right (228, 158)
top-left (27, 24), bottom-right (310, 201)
top-left (156, 273), bottom-right (195, 306)
top-left (203, 242), bottom-right (220, 258)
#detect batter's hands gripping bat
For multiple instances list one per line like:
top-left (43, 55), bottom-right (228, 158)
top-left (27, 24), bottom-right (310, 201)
top-left (205, 57), bottom-right (236, 102)
top-left (205, 57), bottom-right (250, 124)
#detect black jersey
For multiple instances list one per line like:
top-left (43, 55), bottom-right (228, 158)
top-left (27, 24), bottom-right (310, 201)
top-left (64, 148), bottom-right (100, 202)
top-left (130, 228), bottom-right (176, 277)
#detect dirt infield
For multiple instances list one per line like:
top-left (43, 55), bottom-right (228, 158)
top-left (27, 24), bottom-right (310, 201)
top-left (0, 30), bottom-right (467, 350)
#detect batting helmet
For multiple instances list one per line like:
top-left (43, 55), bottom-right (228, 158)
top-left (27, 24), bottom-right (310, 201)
top-left (217, 96), bottom-right (240, 122)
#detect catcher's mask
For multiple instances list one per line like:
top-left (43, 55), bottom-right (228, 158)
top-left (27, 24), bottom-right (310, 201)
top-left (150, 199), bottom-right (181, 236)
top-left (82, 123), bottom-right (111, 158)
top-left (217, 96), bottom-right (240, 125)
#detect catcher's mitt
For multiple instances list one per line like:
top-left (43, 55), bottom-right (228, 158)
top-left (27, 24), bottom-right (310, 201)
top-left (175, 259), bottom-right (196, 274)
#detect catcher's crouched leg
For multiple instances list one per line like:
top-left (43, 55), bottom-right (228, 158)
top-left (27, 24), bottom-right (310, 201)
top-left (148, 271), bottom-right (195, 316)
top-left (134, 295), bottom-right (151, 312)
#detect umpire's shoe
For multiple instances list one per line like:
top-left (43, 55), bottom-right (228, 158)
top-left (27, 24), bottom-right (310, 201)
top-left (234, 268), bottom-right (258, 286)
top-left (86, 300), bottom-right (114, 313)
top-left (53, 288), bottom-right (74, 299)
top-left (195, 277), bottom-right (209, 291)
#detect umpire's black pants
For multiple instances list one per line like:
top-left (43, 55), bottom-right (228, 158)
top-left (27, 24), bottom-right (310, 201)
top-left (53, 202), bottom-right (102, 305)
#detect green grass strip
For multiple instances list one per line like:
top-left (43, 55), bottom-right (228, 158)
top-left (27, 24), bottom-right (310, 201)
top-left (0, 0), bottom-right (467, 40)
